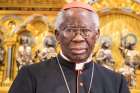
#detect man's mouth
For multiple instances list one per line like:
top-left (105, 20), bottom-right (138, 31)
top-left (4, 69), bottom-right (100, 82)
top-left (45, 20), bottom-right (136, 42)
top-left (70, 48), bottom-right (87, 54)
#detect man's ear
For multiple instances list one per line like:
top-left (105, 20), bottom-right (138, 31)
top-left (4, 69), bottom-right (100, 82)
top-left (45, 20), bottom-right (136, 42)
top-left (55, 29), bottom-right (60, 41)
top-left (96, 29), bottom-right (100, 40)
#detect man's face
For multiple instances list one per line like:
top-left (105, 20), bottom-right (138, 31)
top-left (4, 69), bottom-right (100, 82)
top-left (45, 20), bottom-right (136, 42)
top-left (56, 8), bottom-right (99, 63)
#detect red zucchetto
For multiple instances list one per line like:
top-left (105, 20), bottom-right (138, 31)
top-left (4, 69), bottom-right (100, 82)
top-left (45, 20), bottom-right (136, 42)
top-left (62, 1), bottom-right (95, 12)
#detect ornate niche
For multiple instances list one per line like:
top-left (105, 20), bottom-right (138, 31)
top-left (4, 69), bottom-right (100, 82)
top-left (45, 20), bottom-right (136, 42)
top-left (24, 14), bottom-right (49, 54)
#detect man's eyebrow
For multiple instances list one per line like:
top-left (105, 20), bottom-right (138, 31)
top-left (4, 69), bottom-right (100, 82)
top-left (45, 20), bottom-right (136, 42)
top-left (66, 25), bottom-right (97, 29)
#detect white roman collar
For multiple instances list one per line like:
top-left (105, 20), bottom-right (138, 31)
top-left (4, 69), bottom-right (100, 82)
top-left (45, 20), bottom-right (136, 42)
top-left (60, 51), bottom-right (93, 70)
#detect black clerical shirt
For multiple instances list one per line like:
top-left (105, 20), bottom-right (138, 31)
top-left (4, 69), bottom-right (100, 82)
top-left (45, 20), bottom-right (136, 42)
top-left (9, 54), bottom-right (130, 93)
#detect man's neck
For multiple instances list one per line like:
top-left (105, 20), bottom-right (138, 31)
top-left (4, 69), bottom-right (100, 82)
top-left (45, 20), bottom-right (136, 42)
top-left (60, 51), bottom-right (93, 70)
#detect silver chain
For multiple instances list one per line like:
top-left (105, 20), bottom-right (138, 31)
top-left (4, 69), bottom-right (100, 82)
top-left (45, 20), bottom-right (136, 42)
top-left (56, 57), bottom-right (94, 93)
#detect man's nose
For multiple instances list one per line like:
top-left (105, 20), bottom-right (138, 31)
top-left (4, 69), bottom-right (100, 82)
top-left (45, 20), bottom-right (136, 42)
top-left (72, 31), bottom-right (85, 41)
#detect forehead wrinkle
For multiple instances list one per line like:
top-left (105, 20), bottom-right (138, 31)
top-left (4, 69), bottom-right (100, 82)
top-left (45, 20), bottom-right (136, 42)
top-left (63, 19), bottom-right (97, 30)
top-left (63, 10), bottom-right (91, 26)
top-left (67, 23), bottom-right (86, 27)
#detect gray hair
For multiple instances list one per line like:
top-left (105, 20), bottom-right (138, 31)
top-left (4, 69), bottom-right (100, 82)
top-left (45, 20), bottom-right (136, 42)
top-left (55, 9), bottom-right (99, 31)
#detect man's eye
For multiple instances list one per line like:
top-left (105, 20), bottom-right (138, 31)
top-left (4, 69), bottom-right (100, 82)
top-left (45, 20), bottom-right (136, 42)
top-left (67, 29), bottom-right (73, 32)
top-left (82, 29), bottom-right (91, 33)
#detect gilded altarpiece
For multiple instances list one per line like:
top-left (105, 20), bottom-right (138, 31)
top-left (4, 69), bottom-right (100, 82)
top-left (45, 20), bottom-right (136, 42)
top-left (0, 0), bottom-right (140, 93)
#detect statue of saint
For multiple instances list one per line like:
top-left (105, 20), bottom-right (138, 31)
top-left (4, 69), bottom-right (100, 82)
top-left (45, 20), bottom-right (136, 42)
top-left (16, 35), bottom-right (33, 70)
top-left (96, 41), bottom-right (115, 71)
top-left (8, 20), bottom-right (16, 36)
top-left (119, 34), bottom-right (140, 87)
top-left (38, 35), bottom-right (57, 61)
top-left (0, 38), bottom-right (5, 67)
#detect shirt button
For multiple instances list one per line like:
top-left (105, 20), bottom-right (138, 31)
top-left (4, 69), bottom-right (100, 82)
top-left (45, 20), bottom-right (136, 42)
top-left (80, 82), bottom-right (83, 87)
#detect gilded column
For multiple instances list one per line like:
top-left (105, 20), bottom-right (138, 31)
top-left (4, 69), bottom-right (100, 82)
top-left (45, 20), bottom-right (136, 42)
top-left (2, 38), bottom-right (16, 86)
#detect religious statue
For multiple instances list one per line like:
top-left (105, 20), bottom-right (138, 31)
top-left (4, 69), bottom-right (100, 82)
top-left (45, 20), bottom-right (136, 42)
top-left (16, 35), bottom-right (33, 70)
top-left (96, 40), bottom-right (115, 71)
top-left (0, 38), bottom-right (5, 67)
top-left (37, 34), bottom-right (57, 61)
top-left (7, 20), bottom-right (16, 36)
top-left (119, 33), bottom-right (140, 87)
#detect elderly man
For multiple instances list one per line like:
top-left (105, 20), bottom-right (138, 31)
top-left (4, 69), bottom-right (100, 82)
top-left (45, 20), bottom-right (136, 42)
top-left (9, 1), bottom-right (130, 93)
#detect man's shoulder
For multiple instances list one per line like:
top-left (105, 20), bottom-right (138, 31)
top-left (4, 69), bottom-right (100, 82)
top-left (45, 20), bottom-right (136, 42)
top-left (94, 63), bottom-right (123, 79)
top-left (24, 57), bottom-right (57, 73)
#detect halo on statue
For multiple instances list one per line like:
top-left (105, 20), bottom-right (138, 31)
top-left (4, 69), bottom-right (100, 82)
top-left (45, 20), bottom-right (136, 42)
top-left (121, 33), bottom-right (137, 48)
top-left (43, 34), bottom-right (56, 48)
top-left (24, 14), bottom-right (48, 36)
top-left (98, 36), bottom-right (112, 46)
top-left (16, 25), bottom-right (34, 46)
top-left (0, 15), bottom-right (23, 35)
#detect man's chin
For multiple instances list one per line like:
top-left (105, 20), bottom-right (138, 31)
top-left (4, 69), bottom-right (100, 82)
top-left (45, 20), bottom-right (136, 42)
top-left (69, 54), bottom-right (88, 63)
